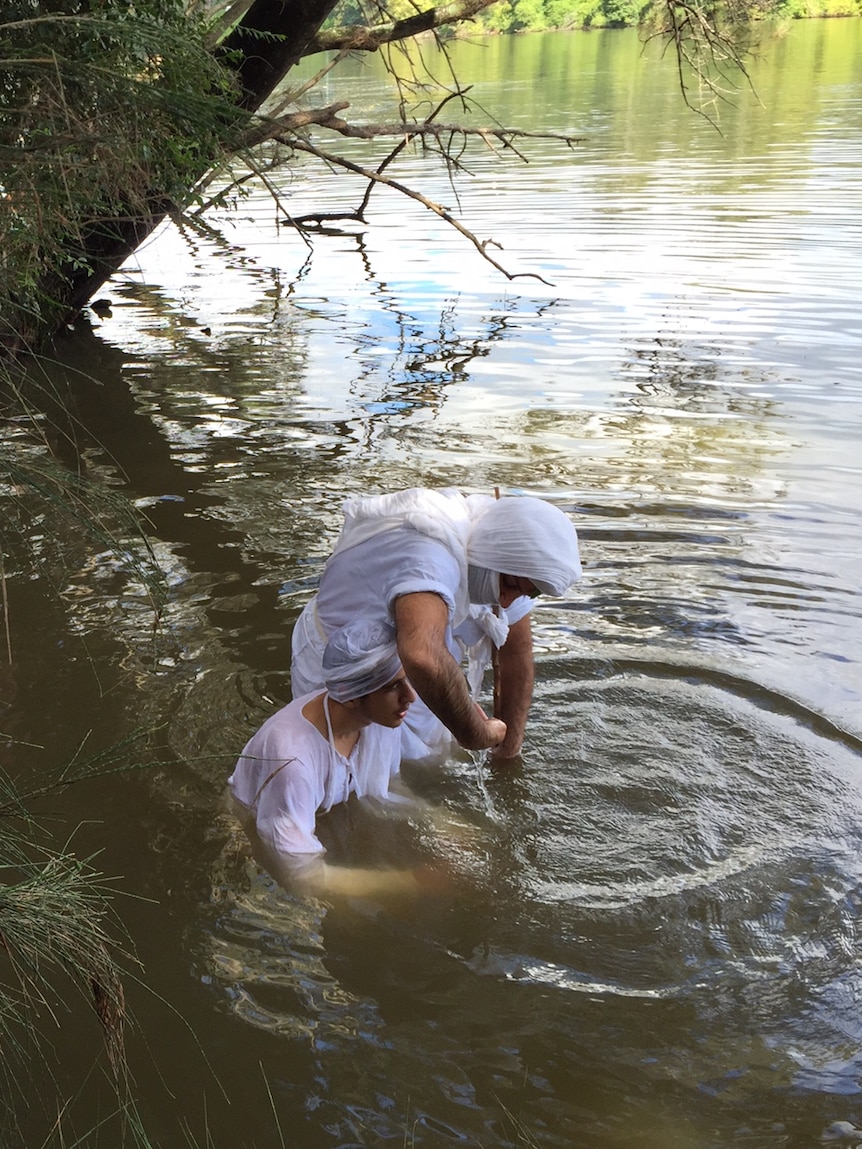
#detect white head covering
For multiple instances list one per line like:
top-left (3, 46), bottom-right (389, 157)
top-left (465, 495), bottom-right (581, 596)
top-left (322, 619), bottom-right (402, 702)
top-left (323, 488), bottom-right (580, 649)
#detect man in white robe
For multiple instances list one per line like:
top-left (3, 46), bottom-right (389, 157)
top-left (291, 488), bottom-right (582, 761)
top-left (230, 619), bottom-right (427, 897)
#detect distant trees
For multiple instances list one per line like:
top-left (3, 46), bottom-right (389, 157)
top-left (476, 0), bottom-right (650, 31)
top-left (469, 0), bottom-right (860, 32)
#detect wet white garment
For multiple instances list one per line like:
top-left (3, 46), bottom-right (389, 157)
top-left (290, 526), bottom-right (530, 759)
top-left (228, 691), bottom-right (401, 856)
top-left (321, 486), bottom-right (580, 620)
top-left (290, 488), bottom-right (580, 758)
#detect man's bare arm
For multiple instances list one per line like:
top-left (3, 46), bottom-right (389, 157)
top-left (491, 612), bottom-right (534, 760)
top-left (394, 592), bottom-right (506, 751)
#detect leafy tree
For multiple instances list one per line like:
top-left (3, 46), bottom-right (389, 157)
top-left (510, 0), bottom-right (549, 30)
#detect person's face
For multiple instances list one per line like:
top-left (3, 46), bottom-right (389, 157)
top-left (498, 574), bottom-right (540, 609)
top-left (354, 672), bottom-right (416, 728)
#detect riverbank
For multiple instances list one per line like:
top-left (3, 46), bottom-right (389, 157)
top-left (457, 0), bottom-right (862, 35)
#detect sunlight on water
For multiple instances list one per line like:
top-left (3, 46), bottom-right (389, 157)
top-left (7, 18), bottom-right (862, 1149)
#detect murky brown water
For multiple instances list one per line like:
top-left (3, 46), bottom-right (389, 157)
top-left (4, 18), bottom-right (862, 1148)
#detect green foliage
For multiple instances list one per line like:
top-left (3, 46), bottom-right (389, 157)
top-left (771, 0), bottom-right (862, 15)
top-left (465, 0), bottom-right (852, 33)
top-left (509, 0), bottom-right (548, 29)
top-left (0, 0), bottom-right (242, 348)
top-left (481, 0), bottom-right (517, 28)
top-left (470, 0), bottom-right (653, 32)
top-left (324, 0), bottom-right (425, 23)
top-left (323, 0), bottom-right (660, 32)
top-left (0, 764), bottom-right (138, 1145)
top-left (0, 725), bottom-right (185, 1147)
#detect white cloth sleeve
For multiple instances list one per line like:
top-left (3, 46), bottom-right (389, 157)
top-left (254, 759), bottom-right (326, 855)
top-left (504, 595), bottom-right (533, 626)
top-left (384, 538), bottom-right (460, 620)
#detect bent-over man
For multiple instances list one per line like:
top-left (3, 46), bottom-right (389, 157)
top-left (291, 487), bottom-right (581, 761)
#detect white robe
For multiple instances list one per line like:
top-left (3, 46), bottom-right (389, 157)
top-left (228, 691), bottom-right (402, 856)
top-left (291, 488), bottom-right (535, 759)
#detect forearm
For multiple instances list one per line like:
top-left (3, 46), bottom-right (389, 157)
top-left (395, 592), bottom-right (505, 751)
top-left (251, 838), bottom-right (421, 899)
top-left (401, 643), bottom-right (491, 749)
top-left (307, 861), bottom-right (420, 899)
top-left (492, 615), bottom-right (534, 759)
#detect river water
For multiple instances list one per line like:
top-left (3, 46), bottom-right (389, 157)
top-left (6, 18), bottom-right (862, 1149)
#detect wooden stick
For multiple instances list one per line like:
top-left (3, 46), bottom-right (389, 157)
top-left (492, 487), bottom-right (501, 721)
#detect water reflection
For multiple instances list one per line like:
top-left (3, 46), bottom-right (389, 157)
top-left (4, 17), bottom-right (862, 1148)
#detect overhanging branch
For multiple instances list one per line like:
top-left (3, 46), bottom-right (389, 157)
top-left (305, 0), bottom-right (501, 55)
top-left (281, 134), bottom-right (555, 285)
top-left (242, 107), bottom-right (584, 152)
top-left (643, 0), bottom-right (756, 125)
top-left (239, 100), bottom-right (351, 148)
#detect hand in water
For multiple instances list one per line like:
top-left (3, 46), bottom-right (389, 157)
top-left (473, 702), bottom-right (507, 750)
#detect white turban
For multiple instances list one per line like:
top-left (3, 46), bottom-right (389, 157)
top-left (322, 620), bottom-right (402, 702)
top-left (465, 495), bottom-right (581, 596)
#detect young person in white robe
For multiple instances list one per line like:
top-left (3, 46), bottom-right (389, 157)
top-left (290, 488), bottom-right (582, 762)
top-left (230, 619), bottom-right (444, 898)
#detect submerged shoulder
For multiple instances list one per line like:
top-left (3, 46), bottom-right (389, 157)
top-left (243, 694), bottom-right (321, 756)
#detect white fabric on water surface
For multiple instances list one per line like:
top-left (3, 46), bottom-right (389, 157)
top-left (322, 619), bottom-right (401, 702)
top-left (228, 691), bottom-right (401, 856)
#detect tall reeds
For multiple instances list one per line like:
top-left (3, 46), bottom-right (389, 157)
top-left (0, 355), bottom-right (167, 1145)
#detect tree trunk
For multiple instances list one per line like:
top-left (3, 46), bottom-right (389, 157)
top-left (218, 0), bottom-right (343, 110)
top-left (39, 195), bottom-right (177, 333)
top-left (21, 0), bottom-right (341, 351)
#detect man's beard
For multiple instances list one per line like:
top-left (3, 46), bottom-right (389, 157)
top-left (467, 565), bottom-right (500, 605)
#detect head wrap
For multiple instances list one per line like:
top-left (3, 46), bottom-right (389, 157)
top-left (465, 496), bottom-right (581, 596)
top-left (322, 619), bottom-right (402, 703)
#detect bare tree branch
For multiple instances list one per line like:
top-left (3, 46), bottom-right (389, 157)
top-left (212, 86), bottom-right (581, 281)
top-left (643, 0), bottom-right (756, 126)
top-left (305, 0), bottom-right (500, 55)
top-left (312, 118), bottom-right (583, 147)
top-left (239, 105), bottom-right (585, 152)
top-left (267, 49), bottom-right (352, 117)
top-left (354, 87), bottom-right (469, 219)
top-left (277, 133), bottom-right (555, 285)
top-left (241, 100), bottom-right (351, 148)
